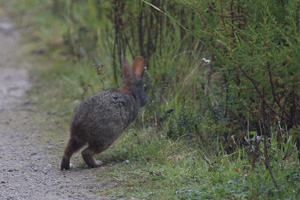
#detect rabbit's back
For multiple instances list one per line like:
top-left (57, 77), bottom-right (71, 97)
top-left (70, 89), bottom-right (138, 148)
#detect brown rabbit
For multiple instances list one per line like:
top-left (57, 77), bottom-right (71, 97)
top-left (60, 56), bottom-right (148, 170)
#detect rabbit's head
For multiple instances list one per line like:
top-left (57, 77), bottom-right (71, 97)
top-left (120, 56), bottom-right (148, 108)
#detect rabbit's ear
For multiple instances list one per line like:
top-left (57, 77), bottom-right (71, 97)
top-left (132, 56), bottom-right (145, 78)
top-left (122, 55), bottom-right (132, 79)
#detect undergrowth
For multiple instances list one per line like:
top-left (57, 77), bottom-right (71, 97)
top-left (95, 128), bottom-right (300, 199)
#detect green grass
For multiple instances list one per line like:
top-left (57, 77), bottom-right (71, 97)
top-left (93, 128), bottom-right (300, 199)
top-left (28, 57), bottom-right (110, 118)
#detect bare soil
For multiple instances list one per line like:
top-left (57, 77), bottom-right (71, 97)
top-left (0, 17), bottom-right (115, 200)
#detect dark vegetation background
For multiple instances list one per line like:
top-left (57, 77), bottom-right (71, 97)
top-left (4, 0), bottom-right (300, 199)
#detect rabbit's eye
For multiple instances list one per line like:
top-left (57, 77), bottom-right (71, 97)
top-left (143, 84), bottom-right (148, 91)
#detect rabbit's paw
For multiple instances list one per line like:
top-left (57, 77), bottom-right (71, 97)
top-left (60, 155), bottom-right (70, 170)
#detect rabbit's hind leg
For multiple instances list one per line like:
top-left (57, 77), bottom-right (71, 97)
top-left (60, 138), bottom-right (85, 170)
top-left (81, 144), bottom-right (104, 168)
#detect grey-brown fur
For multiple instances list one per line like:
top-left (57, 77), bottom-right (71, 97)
top-left (60, 56), bottom-right (147, 170)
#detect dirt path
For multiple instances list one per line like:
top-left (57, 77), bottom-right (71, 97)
top-left (0, 17), bottom-right (114, 200)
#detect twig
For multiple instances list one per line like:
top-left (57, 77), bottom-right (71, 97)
top-left (263, 134), bottom-right (280, 191)
top-left (251, 134), bottom-right (259, 169)
top-left (267, 62), bottom-right (288, 117)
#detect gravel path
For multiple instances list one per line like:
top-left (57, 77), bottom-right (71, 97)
top-left (0, 18), bottom-right (114, 200)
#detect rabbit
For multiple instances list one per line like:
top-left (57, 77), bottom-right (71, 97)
top-left (60, 56), bottom-right (148, 170)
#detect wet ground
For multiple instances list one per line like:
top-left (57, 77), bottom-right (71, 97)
top-left (0, 17), bottom-right (114, 200)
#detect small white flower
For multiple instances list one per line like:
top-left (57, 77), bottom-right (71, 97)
top-left (202, 58), bottom-right (211, 65)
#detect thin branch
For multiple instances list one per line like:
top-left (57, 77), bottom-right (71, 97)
top-left (263, 134), bottom-right (280, 191)
top-left (138, 0), bottom-right (145, 57)
top-left (267, 62), bottom-right (289, 117)
top-left (297, 1), bottom-right (300, 32)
